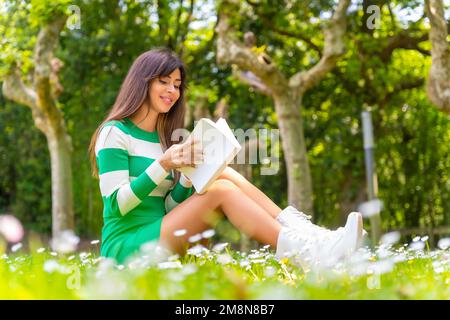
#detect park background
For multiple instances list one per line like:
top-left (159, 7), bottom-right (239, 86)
top-left (0, 0), bottom-right (449, 299)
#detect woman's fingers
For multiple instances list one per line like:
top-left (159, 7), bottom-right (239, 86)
top-left (167, 138), bottom-right (204, 169)
top-left (192, 144), bottom-right (204, 163)
top-left (184, 136), bottom-right (198, 147)
top-left (194, 147), bottom-right (204, 164)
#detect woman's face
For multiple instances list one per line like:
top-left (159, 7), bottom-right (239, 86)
top-left (149, 68), bottom-right (182, 113)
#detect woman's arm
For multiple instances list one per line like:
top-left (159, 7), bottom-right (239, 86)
top-left (164, 173), bottom-right (194, 212)
top-left (96, 125), bottom-right (169, 217)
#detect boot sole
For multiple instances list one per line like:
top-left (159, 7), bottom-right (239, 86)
top-left (346, 212), bottom-right (364, 252)
top-left (326, 212), bottom-right (363, 264)
top-left (355, 212), bottom-right (364, 248)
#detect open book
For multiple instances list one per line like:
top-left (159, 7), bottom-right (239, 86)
top-left (178, 118), bottom-right (242, 194)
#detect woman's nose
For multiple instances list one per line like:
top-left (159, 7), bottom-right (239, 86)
top-left (167, 84), bottom-right (175, 93)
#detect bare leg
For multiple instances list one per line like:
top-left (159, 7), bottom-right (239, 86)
top-left (217, 166), bottom-right (283, 218)
top-left (160, 179), bottom-right (282, 254)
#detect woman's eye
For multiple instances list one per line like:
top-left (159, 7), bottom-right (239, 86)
top-left (159, 79), bottom-right (180, 89)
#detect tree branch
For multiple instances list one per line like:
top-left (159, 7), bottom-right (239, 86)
top-left (157, 0), bottom-right (170, 46)
top-left (375, 12), bottom-right (450, 63)
top-left (379, 31), bottom-right (429, 62)
top-left (2, 67), bottom-right (37, 108)
top-left (244, 0), bottom-right (322, 56)
top-left (268, 25), bottom-right (322, 56)
top-left (382, 77), bottom-right (425, 104)
top-left (232, 66), bottom-right (272, 96)
top-left (387, 2), bottom-right (397, 32)
top-left (178, 0), bottom-right (195, 58)
top-left (289, 0), bottom-right (350, 93)
top-left (172, 0), bottom-right (185, 50)
top-left (215, 0), bottom-right (287, 94)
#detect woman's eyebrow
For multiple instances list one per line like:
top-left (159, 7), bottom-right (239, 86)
top-left (166, 75), bottom-right (182, 82)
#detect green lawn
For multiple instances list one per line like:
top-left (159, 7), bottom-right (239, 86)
top-left (1, 241), bottom-right (449, 299)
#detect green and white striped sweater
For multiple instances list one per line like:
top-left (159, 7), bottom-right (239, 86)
top-left (95, 117), bottom-right (193, 263)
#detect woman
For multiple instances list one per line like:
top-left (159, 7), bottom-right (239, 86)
top-left (88, 48), bottom-right (364, 268)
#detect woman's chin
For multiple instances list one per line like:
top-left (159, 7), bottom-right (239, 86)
top-left (156, 104), bottom-right (172, 113)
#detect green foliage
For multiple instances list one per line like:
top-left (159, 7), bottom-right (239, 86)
top-left (0, 96), bottom-right (51, 233)
top-left (29, 0), bottom-right (71, 26)
top-left (0, 0), bottom-right (72, 76)
top-left (0, 1), bottom-right (36, 76)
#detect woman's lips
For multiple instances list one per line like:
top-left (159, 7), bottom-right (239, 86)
top-left (160, 96), bottom-right (173, 105)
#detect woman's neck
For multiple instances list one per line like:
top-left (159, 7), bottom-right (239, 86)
top-left (129, 105), bottom-right (159, 132)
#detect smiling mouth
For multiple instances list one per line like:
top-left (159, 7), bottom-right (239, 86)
top-left (160, 96), bottom-right (173, 105)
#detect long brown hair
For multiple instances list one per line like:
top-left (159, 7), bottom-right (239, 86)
top-left (88, 48), bottom-right (187, 185)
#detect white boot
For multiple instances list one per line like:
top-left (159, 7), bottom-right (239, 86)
top-left (276, 206), bottom-right (333, 238)
top-left (277, 206), bottom-right (366, 245)
top-left (275, 212), bottom-right (364, 269)
top-left (315, 212), bottom-right (365, 265)
top-left (275, 226), bottom-right (322, 269)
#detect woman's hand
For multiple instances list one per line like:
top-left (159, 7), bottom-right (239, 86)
top-left (158, 137), bottom-right (204, 171)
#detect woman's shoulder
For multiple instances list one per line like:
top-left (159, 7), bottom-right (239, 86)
top-left (95, 119), bottom-right (131, 154)
top-left (100, 119), bottom-right (131, 135)
top-left (102, 118), bottom-right (126, 128)
top-left (99, 118), bottom-right (160, 144)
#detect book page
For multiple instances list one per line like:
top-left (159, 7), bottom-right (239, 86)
top-left (178, 118), bottom-right (241, 193)
top-left (215, 118), bottom-right (241, 149)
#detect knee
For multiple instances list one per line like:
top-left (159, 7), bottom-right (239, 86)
top-left (217, 166), bottom-right (232, 181)
top-left (209, 179), bottom-right (239, 194)
top-left (206, 179), bottom-right (240, 206)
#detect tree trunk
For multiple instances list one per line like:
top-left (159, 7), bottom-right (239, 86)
top-left (273, 93), bottom-right (314, 215)
top-left (1, 16), bottom-right (74, 238)
top-left (47, 129), bottom-right (74, 235)
top-left (424, 0), bottom-right (450, 113)
top-left (215, 0), bottom-right (350, 219)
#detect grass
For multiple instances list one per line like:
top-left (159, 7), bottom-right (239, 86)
top-left (0, 238), bottom-right (449, 300)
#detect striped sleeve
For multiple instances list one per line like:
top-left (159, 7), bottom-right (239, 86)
top-left (95, 125), bottom-right (169, 217)
top-left (164, 173), bottom-right (194, 212)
